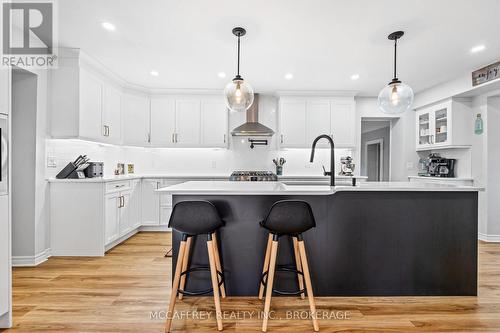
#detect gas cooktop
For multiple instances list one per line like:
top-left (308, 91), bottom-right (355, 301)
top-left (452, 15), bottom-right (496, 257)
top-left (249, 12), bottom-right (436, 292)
top-left (229, 171), bottom-right (278, 182)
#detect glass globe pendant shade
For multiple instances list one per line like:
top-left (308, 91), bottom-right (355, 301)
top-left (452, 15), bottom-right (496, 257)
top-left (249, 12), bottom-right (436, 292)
top-left (224, 77), bottom-right (254, 112)
top-left (378, 80), bottom-right (414, 114)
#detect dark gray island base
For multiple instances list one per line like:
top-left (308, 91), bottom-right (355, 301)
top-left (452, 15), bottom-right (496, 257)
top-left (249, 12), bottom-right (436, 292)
top-left (172, 191), bottom-right (478, 296)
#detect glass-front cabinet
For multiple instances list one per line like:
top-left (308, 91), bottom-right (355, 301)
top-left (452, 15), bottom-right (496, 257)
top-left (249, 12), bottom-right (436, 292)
top-left (415, 99), bottom-right (471, 151)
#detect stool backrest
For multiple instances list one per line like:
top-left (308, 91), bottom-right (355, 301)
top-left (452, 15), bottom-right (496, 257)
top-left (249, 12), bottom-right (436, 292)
top-left (262, 200), bottom-right (316, 234)
top-left (169, 201), bottom-right (223, 235)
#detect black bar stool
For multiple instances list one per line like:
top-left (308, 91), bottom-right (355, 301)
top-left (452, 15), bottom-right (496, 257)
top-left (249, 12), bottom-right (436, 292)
top-left (258, 200), bottom-right (319, 332)
top-left (165, 201), bottom-right (226, 332)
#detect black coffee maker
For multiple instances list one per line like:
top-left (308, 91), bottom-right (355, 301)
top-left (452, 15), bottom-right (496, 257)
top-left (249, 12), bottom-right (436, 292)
top-left (427, 153), bottom-right (456, 178)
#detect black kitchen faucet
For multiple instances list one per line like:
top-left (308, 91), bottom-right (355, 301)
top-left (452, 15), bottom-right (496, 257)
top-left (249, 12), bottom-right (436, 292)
top-left (310, 134), bottom-right (335, 187)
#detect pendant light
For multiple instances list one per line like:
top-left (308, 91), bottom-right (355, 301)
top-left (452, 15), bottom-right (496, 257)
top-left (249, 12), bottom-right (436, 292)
top-left (378, 31), bottom-right (414, 114)
top-left (224, 27), bottom-right (254, 112)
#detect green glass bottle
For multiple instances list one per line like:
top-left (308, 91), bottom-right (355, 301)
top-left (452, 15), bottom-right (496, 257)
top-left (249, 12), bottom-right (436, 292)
top-left (475, 114), bottom-right (483, 135)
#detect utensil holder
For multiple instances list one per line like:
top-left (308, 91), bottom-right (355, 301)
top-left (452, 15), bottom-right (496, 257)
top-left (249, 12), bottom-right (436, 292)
top-left (276, 166), bottom-right (283, 176)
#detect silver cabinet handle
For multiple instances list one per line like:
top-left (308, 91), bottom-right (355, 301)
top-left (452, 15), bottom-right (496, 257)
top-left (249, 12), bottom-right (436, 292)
top-left (147, 133), bottom-right (151, 143)
top-left (172, 133), bottom-right (175, 143)
top-left (103, 125), bottom-right (107, 136)
top-left (280, 134), bottom-right (284, 144)
top-left (107, 126), bottom-right (110, 137)
top-left (175, 133), bottom-right (178, 143)
top-left (223, 134), bottom-right (226, 143)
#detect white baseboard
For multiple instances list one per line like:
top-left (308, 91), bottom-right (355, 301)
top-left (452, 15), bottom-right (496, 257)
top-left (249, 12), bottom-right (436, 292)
top-left (0, 311), bottom-right (12, 329)
top-left (139, 225), bottom-right (171, 232)
top-left (12, 248), bottom-right (51, 267)
top-left (478, 232), bottom-right (500, 242)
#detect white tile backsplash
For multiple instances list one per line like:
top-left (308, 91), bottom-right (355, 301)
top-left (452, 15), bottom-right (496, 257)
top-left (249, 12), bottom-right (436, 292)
top-left (46, 139), bottom-right (353, 178)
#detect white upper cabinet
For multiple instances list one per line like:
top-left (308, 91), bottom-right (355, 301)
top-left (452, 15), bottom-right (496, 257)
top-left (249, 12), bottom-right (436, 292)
top-left (150, 98), bottom-right (176, 146)
top-left (123, 94), bottom-right (150, 146)
top-left (201, 99), bottom-right (228, 147)
top-left (0, 69), bottom-right (10, 115)
top-left (279, 96), bottom-right (355, 148)
top-left (175, 99), bottom-right (201, 146)
top-left (415, 98), bottom-right (472, 151)
top-left (150, 96), bottom-right (227, 148)
top-left (102, 85), bottom-right (122, 144)
top-left (306, 99), bottom-right (331, 145)
top-left (79, 69), bottom-right (103, 140)
top-left (331, 98), bottom-right (355, 147)
top-left (279, 99), bottom-right (307, 147)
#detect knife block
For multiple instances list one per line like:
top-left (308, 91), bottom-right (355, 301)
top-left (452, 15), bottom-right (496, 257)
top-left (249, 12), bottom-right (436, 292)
top-left (55, 162), bottom-right (77, 179)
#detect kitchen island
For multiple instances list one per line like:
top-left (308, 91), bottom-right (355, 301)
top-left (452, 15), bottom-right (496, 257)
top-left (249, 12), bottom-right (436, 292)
top-left (158, 181), bottom-right (480, 296)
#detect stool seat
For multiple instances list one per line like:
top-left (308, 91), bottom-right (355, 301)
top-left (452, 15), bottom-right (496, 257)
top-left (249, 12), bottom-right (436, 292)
top-left (260, 200), bottom-right (316, 235)
top-left (168, 200), bottom-right (224, 235)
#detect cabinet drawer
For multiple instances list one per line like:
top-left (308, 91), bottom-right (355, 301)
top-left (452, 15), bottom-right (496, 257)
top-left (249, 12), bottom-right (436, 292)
top-left (106, 181), bottom-right (131, 193)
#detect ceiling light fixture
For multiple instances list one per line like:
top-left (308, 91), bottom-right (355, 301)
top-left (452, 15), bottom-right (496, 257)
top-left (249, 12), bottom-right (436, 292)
top-left (350, 74), bottom-right (360, 80)
top-left (284, 73), bottom-right (294, 80)
top-left (224, 27), bottom-right (254, 112)
top-left (378, 31), bottom-right (414, 114)
top-left (218, 72), bottom-right (226, 78)
top-left (101, 22), bottom-right (116, 31)
top-left (470, 45), bottom-right (486, 53)
top-left (150, 70), bottom-right (159, 77)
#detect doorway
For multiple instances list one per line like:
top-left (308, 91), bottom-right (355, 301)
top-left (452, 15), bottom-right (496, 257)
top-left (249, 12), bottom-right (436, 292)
top-left (361, 120), bottom-right (391, 181)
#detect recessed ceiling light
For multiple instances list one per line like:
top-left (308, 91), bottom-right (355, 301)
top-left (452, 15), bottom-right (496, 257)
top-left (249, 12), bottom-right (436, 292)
top-left (101, 22), bottom-right (116, 31)
top-left (150, 70), bottom-right (159, 77)
top-left (284, 73), bottom-right (294, 80)
top-left (218, 72), bottom-right (226, 78)
top-left (350, 74), bottom-right (360, 80)
top-left (470, 45), bottom-right (486, 53)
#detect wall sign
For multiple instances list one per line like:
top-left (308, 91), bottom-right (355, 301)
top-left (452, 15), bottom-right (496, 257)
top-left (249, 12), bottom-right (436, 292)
top-left (472, 61), bottom-right (500, 86)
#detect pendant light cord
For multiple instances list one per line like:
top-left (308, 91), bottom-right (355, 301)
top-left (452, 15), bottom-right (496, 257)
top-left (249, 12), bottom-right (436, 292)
top-left (393, 38), bottom-right (398, 79)
top-left (237, 34), bottom-right (241, 77)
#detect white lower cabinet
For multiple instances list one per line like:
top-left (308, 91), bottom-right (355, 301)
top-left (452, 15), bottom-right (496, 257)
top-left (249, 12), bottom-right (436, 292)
top-left (0, 195), bottom-right (9, 316)
top-left (51, 180), bottom-right (141, 256)
top-left (141, 179), bottom-right (160, 225)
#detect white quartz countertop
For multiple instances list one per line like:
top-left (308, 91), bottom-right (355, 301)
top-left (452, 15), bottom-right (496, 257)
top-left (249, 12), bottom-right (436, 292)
top-left (156, 180), bottom-right (482, 195)
top-left (47, 174), bottom-right (367, 183)
top-left (408, 176), bottom-right (474, 181)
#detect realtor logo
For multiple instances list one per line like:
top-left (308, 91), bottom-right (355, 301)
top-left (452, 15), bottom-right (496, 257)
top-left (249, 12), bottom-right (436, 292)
top-left (1, 1), bottom-right (58, 68)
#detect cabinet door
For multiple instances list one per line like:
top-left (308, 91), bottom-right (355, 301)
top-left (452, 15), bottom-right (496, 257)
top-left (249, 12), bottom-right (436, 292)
top-left (102, 85), bottom-right (122, 143)
top-left (306, 99), bottom-right (331, 145)
top-left (150, 98), bottom-right (176, 146)
top-left (105, 192), bottom-right (120, 245)
top-left (123, 94), bottom-right (150, 146)
top-left (201, 99), bottom-right (228, 147)
top-left (279, 99), bottom-right (307, 147)
top-left (129, 181), bottom-right (141, 229)
top-left (141, 180), bottom-right (160, 225)
top-left (331, 98), bottom-right (355, 147)
top-left (416, 110), bottom-right (432, 149)
top-left (119, 191), bottom-right (132, 236)
top-left (0, 195), bottom-right (9, 315)
top-left (432, 106), bottom-right (450, 147)
top-left (79, 70), bottom-right (103, 140)
top-left (0, 69), bottom-right (10, 115)
top-left (175, 99), bottom-right (201, 145)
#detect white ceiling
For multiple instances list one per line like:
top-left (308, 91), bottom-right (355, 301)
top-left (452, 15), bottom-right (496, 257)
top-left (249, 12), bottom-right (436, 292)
top-left (57, 0), bottom-right (500, 96)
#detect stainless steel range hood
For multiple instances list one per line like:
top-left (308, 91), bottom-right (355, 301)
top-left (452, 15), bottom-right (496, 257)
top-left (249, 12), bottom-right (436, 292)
top-left (231, 94), bottom-right (275, 137)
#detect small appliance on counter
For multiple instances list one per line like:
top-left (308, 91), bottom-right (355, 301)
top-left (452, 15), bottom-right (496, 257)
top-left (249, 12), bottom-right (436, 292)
top-left (56, 155), bottom-right (103, 179)
top-left (422, 153), bottom-right (456, 178)
top-left (84, 162), bottom-right (104, 178)
top-left (338, 156), bottom-right (355, 176)
top-left (229, 171), bottom-right (278, 181)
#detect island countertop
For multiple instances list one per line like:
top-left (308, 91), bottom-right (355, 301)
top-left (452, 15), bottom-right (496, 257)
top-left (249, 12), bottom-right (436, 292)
top-left (156, 180), bottom-right (482, 195)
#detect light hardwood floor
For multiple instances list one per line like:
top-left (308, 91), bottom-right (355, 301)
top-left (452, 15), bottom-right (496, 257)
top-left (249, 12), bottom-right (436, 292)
top-left (2, 232), bottom-right (500, 332)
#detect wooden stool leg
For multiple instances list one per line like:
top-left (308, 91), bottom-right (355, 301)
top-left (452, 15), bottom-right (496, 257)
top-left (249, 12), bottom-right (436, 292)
top-left (262, 236), bottom-right (279, 332)
top-left (297, 240), bottom-right (319, 332)
top-left (293, 237), bottom-right (305, 299)
top-left (258, 234), bottom-right (273, 300)
top-left (178, 236), bottom-right (192, 300)
top-left (212, 232), bottom-right (226, 298)
top-left (207, 234), bottom-right (223, 331)
top-left (165, 238), bottom-right (187, 333)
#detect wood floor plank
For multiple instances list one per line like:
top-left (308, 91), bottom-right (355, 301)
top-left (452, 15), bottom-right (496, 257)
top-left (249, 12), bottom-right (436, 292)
top-left (1, 233), bottom-right (500, 332)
